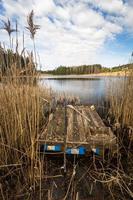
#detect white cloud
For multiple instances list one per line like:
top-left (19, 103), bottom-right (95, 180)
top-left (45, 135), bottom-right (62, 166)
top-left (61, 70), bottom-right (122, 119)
top-left (34, 0), bottom-right (56, 16)
top-left (0, 0), bottom-right (133, 69)
top-left (87, 0), bottom-right (133, 31)
top-left (88, 0), bottom-right (125, 14)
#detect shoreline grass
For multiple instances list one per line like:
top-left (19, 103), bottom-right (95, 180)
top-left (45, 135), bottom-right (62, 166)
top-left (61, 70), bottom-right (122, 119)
top-left (39, 70), bottom-right (131, 78)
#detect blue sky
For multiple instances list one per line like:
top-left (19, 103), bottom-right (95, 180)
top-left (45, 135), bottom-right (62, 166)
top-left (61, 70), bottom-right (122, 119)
top-left (0, 0), bottom-right (133, 70)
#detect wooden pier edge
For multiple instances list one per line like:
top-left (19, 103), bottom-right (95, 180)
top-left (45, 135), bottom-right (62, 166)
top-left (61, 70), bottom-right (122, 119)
top-left (38, 104), bottom-right (117, 156)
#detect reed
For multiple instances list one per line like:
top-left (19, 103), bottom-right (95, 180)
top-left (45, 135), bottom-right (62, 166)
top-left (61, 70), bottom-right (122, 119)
top-left (107, 69), bottom-right (133, 128)
top-left (105, 69), bottom-right (133, 199)
top-left (1, 19), bottom-right (16, 49)
top-left (0, 76), bottom-right (51, 197)
top-left (26, 10), bottom-right (40, 67)
top-left (0, 11), bottom-right (51, 199)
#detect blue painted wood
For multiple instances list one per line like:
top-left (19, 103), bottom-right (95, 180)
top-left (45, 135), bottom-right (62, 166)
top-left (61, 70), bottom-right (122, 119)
top-left (42, 144), bottom-right (62, 152)
top-left (95, 148), bottom-right (100, 155)
top-left (66, 146), bottom-right (86, 155)
top-left (40, 145), bottom-right (86, 155)
top-left (92, 148), bottom-right (100, 155)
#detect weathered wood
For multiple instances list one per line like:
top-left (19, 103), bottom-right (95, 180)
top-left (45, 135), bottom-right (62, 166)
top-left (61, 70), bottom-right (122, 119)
top-left (67, 108), bottom-right (73, 142)
top-left (39, 105), bottom-right (116, 149)
top-left (77, 112), bottom-right (86, 142)
top-left (82, 109), bottom-right (91, 141)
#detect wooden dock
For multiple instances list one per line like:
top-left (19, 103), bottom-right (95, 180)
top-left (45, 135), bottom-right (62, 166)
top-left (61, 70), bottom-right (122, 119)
top-left (38, 104), bottom-right (116, 155)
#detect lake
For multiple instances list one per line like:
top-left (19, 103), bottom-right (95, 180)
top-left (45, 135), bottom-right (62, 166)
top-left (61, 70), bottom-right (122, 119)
top-left (40, 75), bottom-right (123, 105)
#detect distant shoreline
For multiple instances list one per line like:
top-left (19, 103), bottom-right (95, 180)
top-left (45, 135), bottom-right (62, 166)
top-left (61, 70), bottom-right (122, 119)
top-left (40, 70), bottom-right (129, 78)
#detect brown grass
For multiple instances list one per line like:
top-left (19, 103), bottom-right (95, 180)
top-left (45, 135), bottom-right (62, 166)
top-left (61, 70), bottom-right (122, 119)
top-left (0, 77), bottom-right (50, 198)
top-left (0, 11), bottom-right (51, 199)
top-left (107, 70), bottom-right (133, 127)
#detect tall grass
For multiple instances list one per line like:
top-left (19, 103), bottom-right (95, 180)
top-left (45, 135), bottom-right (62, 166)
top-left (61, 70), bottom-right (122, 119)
top-left (0, 77), bottom-right (51, 199)
top-left (0, 11), bottom-right (51, 199)
top-left (106, 70), bottom-right (133, 197)
top-left (107, 70), bottom-right (133, 128)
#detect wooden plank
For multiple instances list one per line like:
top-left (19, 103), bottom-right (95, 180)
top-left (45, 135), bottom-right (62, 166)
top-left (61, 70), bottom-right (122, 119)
top-left (76, 105), bottom-right (105, 128)
top-left (82, 110), bottom-right (91, 141)
top-left (90, 107), bottom-right (105, 127)
top-left (73, 110), bottom-right (81, 143)
top-left (38, 105), bottom-right (116, 148)
top-left (67, 108), bottom-right (73, 142)
top-left (77, 110), bottom-right (86, 142)
top-left (38, 139), bottom-right (116, 145)
top-left (88, 107), bottom-right (100, 128)
top-left (38, 140), bottom-right (89, 144)
top-left (89, 106), bottom-right (105, 127)
top-left (46, 108), bottom-right (65, 142)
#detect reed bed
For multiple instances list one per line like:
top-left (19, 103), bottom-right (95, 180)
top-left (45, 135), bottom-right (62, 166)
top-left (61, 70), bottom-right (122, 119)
top-left (0, 77), bottom-right (51, 199)
top-left (103, 70), bottom-right (133, 199)
top-left (1, 64), bottom-right (133, 199)
top-left (0, 11), bottom-right (51, 198)
top-left (107, 70), bottom-right (133, 127)
top-left (0, 74), bottom-right (132, 199)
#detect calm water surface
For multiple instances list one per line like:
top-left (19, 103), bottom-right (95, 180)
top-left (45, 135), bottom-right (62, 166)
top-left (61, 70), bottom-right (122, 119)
top-left (40, 76), bottom-right (123, 105)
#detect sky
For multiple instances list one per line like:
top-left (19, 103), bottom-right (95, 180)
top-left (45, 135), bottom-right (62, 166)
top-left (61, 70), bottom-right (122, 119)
top-left (0, 0), bottom-right (133, 70)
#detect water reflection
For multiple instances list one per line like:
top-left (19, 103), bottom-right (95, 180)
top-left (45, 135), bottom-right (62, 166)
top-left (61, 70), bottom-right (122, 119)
top-left (40, 76), bottom-right (124, 105)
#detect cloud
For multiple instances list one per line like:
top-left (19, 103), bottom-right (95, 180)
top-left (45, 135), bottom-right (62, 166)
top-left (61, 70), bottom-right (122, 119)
top-left (87, 0), bottom-right (133, 30)
top-left (87, 0), bottom-right (125, 14)
top-left (0, 0), bottom-right (133, 69)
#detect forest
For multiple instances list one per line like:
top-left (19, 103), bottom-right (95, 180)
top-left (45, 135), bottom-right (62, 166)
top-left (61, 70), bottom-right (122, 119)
top-left (42, 63), bottom-right (133, 75)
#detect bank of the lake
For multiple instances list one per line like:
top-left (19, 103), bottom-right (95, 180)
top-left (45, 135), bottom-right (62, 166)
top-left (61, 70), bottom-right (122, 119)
top-left (40, 70), bottom-right (129, 78)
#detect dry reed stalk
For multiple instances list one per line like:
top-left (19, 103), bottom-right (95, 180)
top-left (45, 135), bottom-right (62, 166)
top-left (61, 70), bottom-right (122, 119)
top-left (1, 19), bottom-right (16, 49)
top-left (26, 10), bottom-right (40, 67)
top-left (0, 10), bottom-right (51, 199)
top-left (107, 69), bottom-right (133, 127)
top-left (0, 77), bottom-right (50, 197)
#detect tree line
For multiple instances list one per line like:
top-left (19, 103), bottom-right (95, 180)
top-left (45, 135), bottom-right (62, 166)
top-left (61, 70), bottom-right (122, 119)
top-left (44, 64), bottom-right (110, 75)
top-left (42, 63), bottom-right (133, 75)
top-left (111, 63), bottom-right (133, 72)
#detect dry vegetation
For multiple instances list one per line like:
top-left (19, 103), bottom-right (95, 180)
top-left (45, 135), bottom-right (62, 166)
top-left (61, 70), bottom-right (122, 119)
top-left (107, 70), bottom-right (133, 127)
top-left (0, 11), bottom-right (51, 199)
top-left (104, 70), bottom-right (133, 199)
top-left (0, 10), bottom-right (133, 200)
top-left (0, 80), bottom-right (50, 199)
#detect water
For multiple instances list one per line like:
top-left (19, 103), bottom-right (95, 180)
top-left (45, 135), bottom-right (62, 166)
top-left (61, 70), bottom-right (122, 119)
top-left (40, 75), bottom-right (123, 105)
